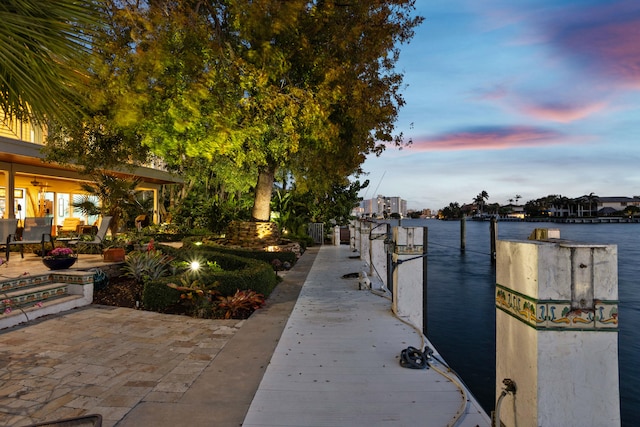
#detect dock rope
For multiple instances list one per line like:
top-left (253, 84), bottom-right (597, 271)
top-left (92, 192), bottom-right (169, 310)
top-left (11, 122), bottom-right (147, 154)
top-left (351, 241), bottom-right (474, 427)
top-left (391, 305), bottom-right (469, 427)
top-left (399, 346), bottom-right (430, 369)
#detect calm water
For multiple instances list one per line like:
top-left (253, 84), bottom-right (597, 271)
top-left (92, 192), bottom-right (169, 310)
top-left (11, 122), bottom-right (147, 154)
top-left (394, 219), bottom-right (639, 426)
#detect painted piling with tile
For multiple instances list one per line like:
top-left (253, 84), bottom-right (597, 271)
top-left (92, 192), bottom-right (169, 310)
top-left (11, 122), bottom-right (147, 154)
top-left (391, 226), bottom-right (426, 332)
top-left (495, 238), bottom-right (620, 427)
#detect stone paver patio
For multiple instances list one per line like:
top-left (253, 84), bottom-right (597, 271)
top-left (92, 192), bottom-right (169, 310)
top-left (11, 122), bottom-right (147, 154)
top-left (0, 306), bottom-right (243, 426)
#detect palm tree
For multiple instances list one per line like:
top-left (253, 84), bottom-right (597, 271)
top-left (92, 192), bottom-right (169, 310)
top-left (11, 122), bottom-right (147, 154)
top-left (474, 191), bottom-right (489, 215)
top-left (73, 173), bottom-right (141, 236)
top-left (586, 193), bottom-right (599, 217)
top-left (0, 0), bottom-right (102, 125)
top-left (515, 194), bottom-right (522, 205)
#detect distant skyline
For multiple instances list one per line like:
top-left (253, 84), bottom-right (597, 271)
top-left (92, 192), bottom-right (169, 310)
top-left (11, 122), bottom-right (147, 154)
top-left (358, 0), bottom-right (640, 211)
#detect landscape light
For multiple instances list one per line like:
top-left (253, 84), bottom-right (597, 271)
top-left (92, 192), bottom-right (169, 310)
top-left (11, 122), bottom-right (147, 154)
top-left (190, 261), bottom-right (201, 271)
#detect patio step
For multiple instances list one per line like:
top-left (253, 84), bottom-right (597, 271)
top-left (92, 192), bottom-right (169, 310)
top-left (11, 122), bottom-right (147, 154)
top-left (0, 275), bottom-right (54, 294)
top-left (0, 273), bottom-right (95, 330)
top-left (0, 294), bottom-right (84, 323)
top-left (1, 282), bottom-right (69, 311)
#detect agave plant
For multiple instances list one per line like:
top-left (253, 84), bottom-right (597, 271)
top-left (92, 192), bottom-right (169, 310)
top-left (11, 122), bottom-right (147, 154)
top-left (122, 250), bottom-right (172, 283)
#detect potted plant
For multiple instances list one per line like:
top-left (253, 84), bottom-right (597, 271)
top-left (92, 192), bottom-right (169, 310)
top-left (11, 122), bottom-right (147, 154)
top-left (102, 238), bottom-right (127, 262)
top-left (43, 247), bottom-right (77, 270)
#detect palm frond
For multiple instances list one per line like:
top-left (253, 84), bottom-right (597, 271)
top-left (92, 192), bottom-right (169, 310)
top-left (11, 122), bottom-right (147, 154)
top-left (0, 0), bottom-right (104, 125)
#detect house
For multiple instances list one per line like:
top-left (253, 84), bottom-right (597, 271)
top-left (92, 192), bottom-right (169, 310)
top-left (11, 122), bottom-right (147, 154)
top-left (0, 116), bottom-right (181, 234)
top-left (596, 197), bottom-right (640, 215)
top-left (503, 204), bottom-right (525, 219)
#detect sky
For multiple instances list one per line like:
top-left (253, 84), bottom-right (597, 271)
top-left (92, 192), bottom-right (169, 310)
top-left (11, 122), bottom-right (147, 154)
top-left (357, 0), bottom-right (640, 211)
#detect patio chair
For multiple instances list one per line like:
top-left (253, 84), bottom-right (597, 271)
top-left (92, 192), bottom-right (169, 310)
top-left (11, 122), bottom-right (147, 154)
top-left (7, 217), bottom-right (54, 260)
top-left (0, 218), bottom-right (18, 261)
top-left (67, 216), bottom-right (112, 253)
top-left (57, 217), bottom-right (84, 237)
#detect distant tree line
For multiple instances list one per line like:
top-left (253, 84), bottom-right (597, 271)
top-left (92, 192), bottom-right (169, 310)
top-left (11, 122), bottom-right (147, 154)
top-left (437, 192), bottom-right (639, 220)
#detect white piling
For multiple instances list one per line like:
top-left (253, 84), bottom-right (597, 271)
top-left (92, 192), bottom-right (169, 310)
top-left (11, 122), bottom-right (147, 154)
top-left (495, 238), bottom-right (620, 427)
top-left (391, 226), bottom-right (426, 332)
top-left (359, 221), bottom-right (371, 263)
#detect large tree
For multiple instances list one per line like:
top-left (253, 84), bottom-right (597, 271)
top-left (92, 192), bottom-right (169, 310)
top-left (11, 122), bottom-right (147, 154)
top-left (0, 0), bottom-right (102, 125)
top-left (46, 1), bottom-right (422, 222)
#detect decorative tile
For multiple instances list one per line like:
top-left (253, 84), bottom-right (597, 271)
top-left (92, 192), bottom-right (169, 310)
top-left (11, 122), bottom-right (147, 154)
top-left (595, 301), bottom-right (618, 329)
top-left (496, 284), bottom-right (617, 331)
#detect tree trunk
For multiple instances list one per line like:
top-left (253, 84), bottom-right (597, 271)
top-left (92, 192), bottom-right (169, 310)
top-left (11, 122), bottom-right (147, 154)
top-left (251, 165), bottom-right (276, 222)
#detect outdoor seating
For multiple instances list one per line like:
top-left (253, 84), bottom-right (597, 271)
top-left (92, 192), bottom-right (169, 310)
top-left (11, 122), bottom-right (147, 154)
top-left (67, 216), bottom-right (112, 253)
top-left (57, 217), bottom-right (84, 236)
top-left (0, 218), bottom-right (18, 261)
top-left (7, 217), bottom-right (54, 260)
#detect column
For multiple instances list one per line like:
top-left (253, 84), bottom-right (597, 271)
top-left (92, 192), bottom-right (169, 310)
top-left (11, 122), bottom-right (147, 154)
top-left (391, 226), bottom-right (426, 332)
top-left (495, 239), bottom-right (619, 427)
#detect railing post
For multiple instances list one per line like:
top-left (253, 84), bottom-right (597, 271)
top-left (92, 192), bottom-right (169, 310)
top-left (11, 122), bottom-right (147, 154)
top-left (490, 217), bottom-right (497, 262)
top-left (369, 223), bottom-right (389, 290)
top-left (349, 220), bottom-right (356, 252)
top-left (460, 216), bottom-right (466, 253)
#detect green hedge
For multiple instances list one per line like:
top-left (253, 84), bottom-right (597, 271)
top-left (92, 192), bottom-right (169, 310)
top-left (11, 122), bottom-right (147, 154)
top-left (181, 238), bottom-right (298, 266)
top-left (142, 250), bottom-right (278, 312)
top-left (142, 277), bottom-right (182, 312)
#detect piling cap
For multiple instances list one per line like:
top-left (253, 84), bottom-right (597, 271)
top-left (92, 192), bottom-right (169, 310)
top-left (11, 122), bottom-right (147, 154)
top-left (527, 228), bottom-right (561, 241)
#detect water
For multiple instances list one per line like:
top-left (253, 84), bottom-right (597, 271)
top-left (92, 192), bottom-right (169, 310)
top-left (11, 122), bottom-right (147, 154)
top-left (395, 219), bottom-right (639, 426)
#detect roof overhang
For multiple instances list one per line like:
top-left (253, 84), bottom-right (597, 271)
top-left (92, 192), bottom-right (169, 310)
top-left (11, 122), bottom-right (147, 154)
top-left (0, 138), bottom-right (183, 185)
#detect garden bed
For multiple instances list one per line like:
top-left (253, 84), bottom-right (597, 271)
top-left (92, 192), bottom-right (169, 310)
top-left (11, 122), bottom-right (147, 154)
top-left (93, 276), bottom-right (143, 309)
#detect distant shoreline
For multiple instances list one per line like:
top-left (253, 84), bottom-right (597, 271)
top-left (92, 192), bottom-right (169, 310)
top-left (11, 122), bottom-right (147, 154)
top-left (469, 217), bottom-right (640, 224)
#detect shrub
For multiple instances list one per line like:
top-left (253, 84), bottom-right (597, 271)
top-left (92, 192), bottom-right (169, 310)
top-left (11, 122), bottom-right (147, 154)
top-left (181, 239), bottom-right (298, 267)
top-left (217, 290), bottom-right (265, 319)
top-left (167, 277), bottom-right (220, 318)
top-left (141, 250), bottom-right (277, 313)
top-left (288, 233), bottom-right (314, 249)
top-left (142, 278), bottom-right (182, 312)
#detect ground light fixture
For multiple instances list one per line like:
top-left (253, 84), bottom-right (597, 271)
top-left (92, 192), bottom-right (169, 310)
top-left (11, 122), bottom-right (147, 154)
top-left (190, 260), bottom-right (201, 272)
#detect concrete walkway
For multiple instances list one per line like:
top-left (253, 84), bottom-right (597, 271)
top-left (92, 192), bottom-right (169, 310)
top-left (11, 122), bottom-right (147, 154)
top-left (0, 245), bottom-right (490, 426)
top-left (243, 245), bottom-right (489, 427)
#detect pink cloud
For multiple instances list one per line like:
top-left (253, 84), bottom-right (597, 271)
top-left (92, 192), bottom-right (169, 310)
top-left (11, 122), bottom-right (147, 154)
top-left (545, 1), bottom-right (640, 88)
top-left (516, 100), bottom-right (608, 123)
top-left (410, 126), bottom-right (565, 152)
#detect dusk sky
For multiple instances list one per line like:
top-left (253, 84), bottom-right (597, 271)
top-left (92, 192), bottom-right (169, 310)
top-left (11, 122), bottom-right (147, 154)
top-left (358, 0), bottom-right (640, 211)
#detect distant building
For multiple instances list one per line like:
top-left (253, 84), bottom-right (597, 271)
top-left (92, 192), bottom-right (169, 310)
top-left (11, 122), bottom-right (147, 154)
top-left (597, 197), bottom-right (640, 214)
top-left (504, 204), bottom-right (525, 219)
top-left (359, 195), bottom-right (408, 218)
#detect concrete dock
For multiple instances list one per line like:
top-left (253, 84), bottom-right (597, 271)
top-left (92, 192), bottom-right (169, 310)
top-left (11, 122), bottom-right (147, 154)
top-left (0, 245), bottom-right (490, 426)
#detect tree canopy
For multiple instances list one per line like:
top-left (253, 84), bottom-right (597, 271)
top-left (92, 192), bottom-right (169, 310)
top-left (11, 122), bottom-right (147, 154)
top-left (45, 0), bottom-right (423, 223)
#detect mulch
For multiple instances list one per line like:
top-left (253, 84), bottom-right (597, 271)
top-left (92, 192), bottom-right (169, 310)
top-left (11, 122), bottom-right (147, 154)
top-left (93, 276), bottom-right (144, 309)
